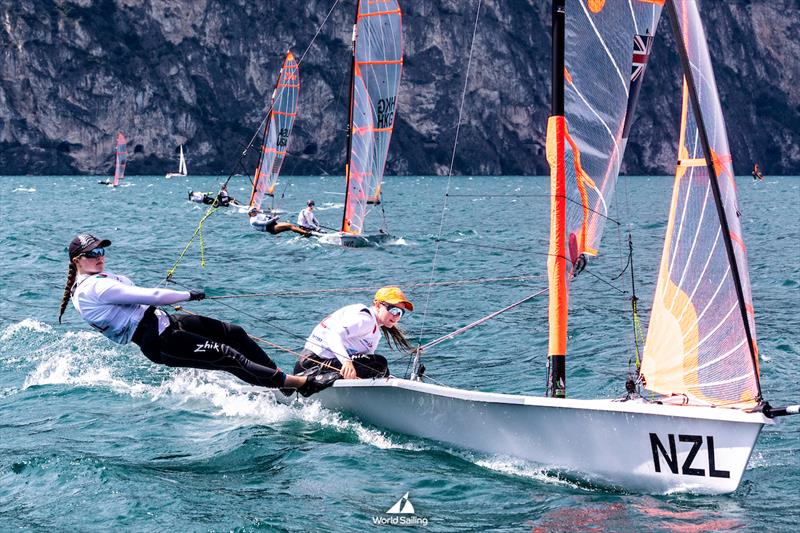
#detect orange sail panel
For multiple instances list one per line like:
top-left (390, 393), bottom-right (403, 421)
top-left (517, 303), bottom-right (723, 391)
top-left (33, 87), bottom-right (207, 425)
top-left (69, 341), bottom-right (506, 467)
top-left (641, 0), bottom-right (759, 408)
top-left (113, 132), bottom-right (127, 187)
top-left (342, 0), bottom-right (403, 235)
top-left (249, 51), bottom-right (300, 211)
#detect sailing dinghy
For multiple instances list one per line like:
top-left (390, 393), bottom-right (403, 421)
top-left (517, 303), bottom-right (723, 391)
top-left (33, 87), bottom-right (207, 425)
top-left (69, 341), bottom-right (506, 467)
top-left (165, 145), bottom-right (188, 179)
top-left (314, 0), bottom-right (798, 494)
top-left (316, 0), bottom-right (403, 247)
top-left (98, 132), bottom-right (127, 186)
top-left (248, 51), bottom-right (300, 220)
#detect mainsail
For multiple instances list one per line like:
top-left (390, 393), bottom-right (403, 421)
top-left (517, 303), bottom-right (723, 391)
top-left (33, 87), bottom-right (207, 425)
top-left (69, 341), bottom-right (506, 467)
top-left (341, 0), bottom-right (403, 234)
top-left (113, 132), bottom-right (127, 187)
top-left (166, 145), bottom-right (187, 178)
top-left (546, 0), bottom-right (663, 395)
top-left (641, 0), bottom-right (760, 408)
top-left (178, 145), bottom-right (187, 175)
top-left (249, 51), bottom-right (300, 212)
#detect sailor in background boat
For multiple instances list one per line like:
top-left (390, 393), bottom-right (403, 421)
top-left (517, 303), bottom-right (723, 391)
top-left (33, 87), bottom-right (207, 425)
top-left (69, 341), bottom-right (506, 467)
top-left (295, 286), bottom-right (415, 379)
top-left (248, 207), bottom-right (312, 236)
top-left (217, 184), bottom-right (233, 206)
top-left (58, 233), bottom-right (336, 396)
top-left (297, 200), bottom-right (321, 232)
top-left (752, 163), bottom-right (764, 181)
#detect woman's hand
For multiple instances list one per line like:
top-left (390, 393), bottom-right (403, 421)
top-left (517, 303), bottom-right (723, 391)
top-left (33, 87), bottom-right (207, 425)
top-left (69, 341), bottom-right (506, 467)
top-left (341, 360), bottom-right (358, 379)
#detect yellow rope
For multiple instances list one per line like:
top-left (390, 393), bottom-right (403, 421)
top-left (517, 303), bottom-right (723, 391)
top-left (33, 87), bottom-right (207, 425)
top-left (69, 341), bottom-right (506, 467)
top-left (166, 206), bottom-right (218, 280)
top-left (631, 298), bottom-right (646, 370)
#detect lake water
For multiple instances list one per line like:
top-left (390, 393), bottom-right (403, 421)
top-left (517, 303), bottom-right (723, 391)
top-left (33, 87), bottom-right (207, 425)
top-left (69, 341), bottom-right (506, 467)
top-left (1, 175), bottom-right (798, 531)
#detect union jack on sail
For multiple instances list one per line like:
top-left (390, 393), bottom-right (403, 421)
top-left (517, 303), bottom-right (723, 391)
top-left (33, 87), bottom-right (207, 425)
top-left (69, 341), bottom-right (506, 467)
top-left (622, 33), bottom-right (654, 140)
top-left (631, 33), bottom-right (654, 82)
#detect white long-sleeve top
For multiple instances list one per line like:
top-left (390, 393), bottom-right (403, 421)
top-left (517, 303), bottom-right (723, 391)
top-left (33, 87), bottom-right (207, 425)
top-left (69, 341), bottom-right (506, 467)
top-left (304, 304), bottom-right (382, 364)
top-left (297, 207), bottom-right (319, 229)
top-left (71, 271), bottom-right (190, 344)
top-left (250, 212), bottom-right (279, 232)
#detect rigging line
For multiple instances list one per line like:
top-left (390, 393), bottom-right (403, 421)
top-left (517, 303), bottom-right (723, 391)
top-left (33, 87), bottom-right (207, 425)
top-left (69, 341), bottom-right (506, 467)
top-left (204, 274), bottom-right (546, 300)
top-left (434, 237), bottom-right (552, 258)
top-left (582, 267), bottom-right (627, 295)
top-left (295, 0), bottom-right (342, 66)
top-left (171, 306), bottom-right (343, 375)
top-left (445, 193), bottom-right (621, 225)
top-left (419, 288), bottom-right (549, 352)
top-left (445, 193), bottom-right (553, 197)
top-left (411, 0), bottom-right (485, 381)
top-left (166, 280), bottom-right (385, 376)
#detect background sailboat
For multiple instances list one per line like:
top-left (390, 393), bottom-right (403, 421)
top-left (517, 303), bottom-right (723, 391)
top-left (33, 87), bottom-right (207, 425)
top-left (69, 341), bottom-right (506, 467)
top-left (248, 51), bottom-right (300, 218)
top-left (317, 0), bottom-right (403, 247)
top-left (165, 145), bottom-right (188, 179)
top-left (98, 132), bottom-right (127, 186)
top-left (313, 0), bottom-right (798, 494)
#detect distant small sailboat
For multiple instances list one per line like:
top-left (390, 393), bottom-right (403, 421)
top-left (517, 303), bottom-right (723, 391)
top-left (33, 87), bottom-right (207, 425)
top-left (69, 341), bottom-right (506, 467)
top-left (166, 145), bottom-right (188, 179)
top-left (317, 0), bottom-right (403, 247)
top-left (248, 50), bottom-right (300, 220)
top-left (98, 132), bottom-right (127, 186)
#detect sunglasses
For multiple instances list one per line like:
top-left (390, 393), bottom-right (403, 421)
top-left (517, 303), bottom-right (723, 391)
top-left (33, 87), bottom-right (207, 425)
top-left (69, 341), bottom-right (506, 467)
top-left (382, 303), bottom-right (405, 318)
top-left (81, 247), bottom-right (106, 259)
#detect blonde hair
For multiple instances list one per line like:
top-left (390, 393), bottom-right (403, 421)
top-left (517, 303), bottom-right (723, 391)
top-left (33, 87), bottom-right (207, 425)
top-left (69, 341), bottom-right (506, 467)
top-left (58, 261), bottom-right (77, 323)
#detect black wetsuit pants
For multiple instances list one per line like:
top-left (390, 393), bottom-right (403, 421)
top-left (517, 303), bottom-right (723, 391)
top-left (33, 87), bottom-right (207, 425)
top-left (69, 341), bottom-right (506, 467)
top-left (132, 307), bottom-right (286, 388)
top-left (294, 349), bottom-right (389, 379)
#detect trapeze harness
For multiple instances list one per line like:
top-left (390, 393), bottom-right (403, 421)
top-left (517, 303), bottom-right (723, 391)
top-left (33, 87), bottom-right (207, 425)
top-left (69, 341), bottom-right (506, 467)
top-left (296, 304), bottom-right (388, 378)
top-left (70, 272), bottom-right (288, 388)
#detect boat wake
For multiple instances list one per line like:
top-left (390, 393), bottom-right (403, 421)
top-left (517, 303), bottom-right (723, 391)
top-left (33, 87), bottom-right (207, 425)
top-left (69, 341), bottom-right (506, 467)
top-left (4, 320), bottom-right (422, 450)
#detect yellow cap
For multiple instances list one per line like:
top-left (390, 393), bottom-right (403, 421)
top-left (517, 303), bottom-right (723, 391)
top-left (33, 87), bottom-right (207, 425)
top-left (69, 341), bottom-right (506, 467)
top-left (374, 286), bottom-right (413, 311)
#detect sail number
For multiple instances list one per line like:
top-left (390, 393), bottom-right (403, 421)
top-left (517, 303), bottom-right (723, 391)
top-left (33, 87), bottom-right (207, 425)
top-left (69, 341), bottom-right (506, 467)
top-left (649, 433), bottom-right (731, 478)
top-left (277, 128), bottom-right (290, 148)
top-left (376, 97), bottom-right (395, 129)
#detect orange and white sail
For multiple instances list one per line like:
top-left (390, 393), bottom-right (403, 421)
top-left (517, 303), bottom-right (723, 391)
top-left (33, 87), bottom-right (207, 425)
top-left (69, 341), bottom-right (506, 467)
top-left (341, 0), bottom-right (403, 234)
top-left (249, 51), bottom-right (300, 211)
top-left (641, 0), bottom-right (760, 408)
top-left (546, 0), bottom-right (663, 391)
top-left (113, 132), bottom-right (127, 187)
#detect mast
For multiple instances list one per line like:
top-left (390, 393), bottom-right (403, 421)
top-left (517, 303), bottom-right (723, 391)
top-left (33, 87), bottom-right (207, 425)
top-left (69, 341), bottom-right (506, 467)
top-left (340, 1), bottom-right (360, 232)
top-left (546, 0), bottom-right (567, 398)
top-left (665, 0), bottom-right (761, 399)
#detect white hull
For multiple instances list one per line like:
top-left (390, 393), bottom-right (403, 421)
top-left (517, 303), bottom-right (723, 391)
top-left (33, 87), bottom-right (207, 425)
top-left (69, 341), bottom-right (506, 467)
top-left (316, 231), bottom-right (393, 248)
top-left (316, 378), bottom-right (768, 494)
top-left (165, 172), bottom-right (186, 179)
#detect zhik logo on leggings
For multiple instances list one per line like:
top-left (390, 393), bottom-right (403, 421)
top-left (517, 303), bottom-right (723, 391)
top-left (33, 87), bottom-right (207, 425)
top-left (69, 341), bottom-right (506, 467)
top-left (195, 341), bottom-right (222, 353)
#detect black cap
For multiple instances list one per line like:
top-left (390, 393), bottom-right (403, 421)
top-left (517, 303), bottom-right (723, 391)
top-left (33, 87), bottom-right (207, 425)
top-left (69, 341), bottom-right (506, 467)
top-left (307, 200), bottom-right (315, 206)
top-left (69, 233), bottom-right (111, 259)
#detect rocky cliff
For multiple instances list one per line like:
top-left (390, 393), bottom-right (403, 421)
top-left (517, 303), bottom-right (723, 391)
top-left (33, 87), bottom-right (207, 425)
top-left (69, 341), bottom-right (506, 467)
top-left (1, 0), bottom-right (798, 176)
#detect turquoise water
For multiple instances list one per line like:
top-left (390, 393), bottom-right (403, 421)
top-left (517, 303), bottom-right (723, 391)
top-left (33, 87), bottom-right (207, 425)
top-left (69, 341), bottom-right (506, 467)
top-left (1, 175), bottom-right (798, 531)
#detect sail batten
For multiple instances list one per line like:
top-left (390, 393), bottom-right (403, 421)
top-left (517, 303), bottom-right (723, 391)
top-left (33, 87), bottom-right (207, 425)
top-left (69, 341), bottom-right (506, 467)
top-left (641, 0), bottom-right (760, 408)
top-left (249, 51), bottom-right (300, 211)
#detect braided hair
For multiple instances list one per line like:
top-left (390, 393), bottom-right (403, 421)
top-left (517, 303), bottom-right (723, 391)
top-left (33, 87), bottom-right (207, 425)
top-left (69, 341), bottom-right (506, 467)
top-left (58, 261), bottom-right (77, 323)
